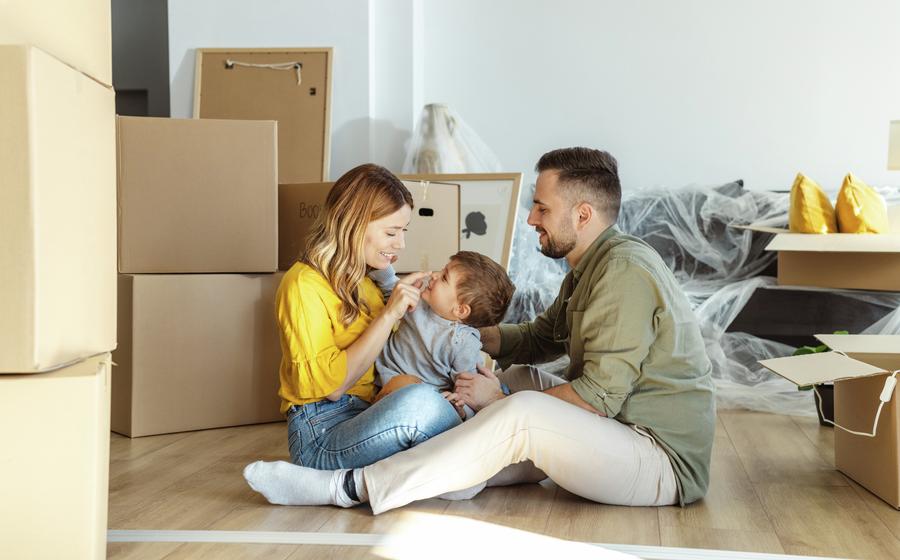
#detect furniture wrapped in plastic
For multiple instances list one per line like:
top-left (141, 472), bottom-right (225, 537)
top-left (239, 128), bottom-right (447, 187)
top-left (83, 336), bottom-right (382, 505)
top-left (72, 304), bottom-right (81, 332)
top-left (401, 103), bottom-right (502, 174)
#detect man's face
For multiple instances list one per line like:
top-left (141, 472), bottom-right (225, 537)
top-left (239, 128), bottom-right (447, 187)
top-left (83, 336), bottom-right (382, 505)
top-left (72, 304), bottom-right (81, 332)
top-left (527, 171), bottom-right (577, 259)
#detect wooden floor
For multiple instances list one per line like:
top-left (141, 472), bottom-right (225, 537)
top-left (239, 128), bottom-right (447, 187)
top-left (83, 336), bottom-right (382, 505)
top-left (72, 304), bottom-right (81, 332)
top-left (108, 410), bottom-right (900, 559)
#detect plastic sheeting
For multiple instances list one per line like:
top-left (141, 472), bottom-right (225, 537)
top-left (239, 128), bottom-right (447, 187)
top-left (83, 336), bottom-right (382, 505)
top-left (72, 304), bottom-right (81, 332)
top-left (402, 104), bottom-right (503, 174)
top-left (505, 180), bottom-right (900, 417)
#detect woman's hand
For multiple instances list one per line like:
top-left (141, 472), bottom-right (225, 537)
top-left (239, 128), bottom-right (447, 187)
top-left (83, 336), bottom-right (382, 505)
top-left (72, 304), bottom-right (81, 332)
top-left (383, 271), bottom-right (430, 322)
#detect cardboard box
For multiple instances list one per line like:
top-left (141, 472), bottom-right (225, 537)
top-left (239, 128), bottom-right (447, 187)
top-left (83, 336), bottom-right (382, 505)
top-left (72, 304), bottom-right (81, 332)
top-left (0, 354), bottom-right (111, 559)
top-left (278, 182), bottom-right (332, 270)
top-left (0, 0), bottom-right (111, 86)
top-left (113, 274), bottom-right (284, 437)
top-left (117, 116), bottom-right (278, 273)
top-left (278, 181), bottom-right (460, 273)
top-left (740, 206), bottom-right (900, 291)
top-left (194, 48), bottom-right (332, 183)
top-left (761, 335), bottom-right (900, 508)
top-left (0, 45), bottom-right (116, 373)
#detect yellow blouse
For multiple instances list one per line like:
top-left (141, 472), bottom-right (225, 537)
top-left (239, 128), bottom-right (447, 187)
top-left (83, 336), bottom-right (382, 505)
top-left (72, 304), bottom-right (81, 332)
top-left (276, 262), bottom-right (384, 413)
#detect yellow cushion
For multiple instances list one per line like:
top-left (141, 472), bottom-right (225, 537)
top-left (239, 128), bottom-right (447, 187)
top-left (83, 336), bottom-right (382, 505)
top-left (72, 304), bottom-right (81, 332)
top-left (789, 173), bottom-right (837, 233)
top-left (835, 173), bottom-right (889, 233)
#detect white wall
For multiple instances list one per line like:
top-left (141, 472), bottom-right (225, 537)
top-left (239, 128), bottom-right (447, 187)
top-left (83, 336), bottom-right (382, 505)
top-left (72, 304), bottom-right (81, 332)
top-left (168, 0), bottom-right (373, 178)
top-left (422, 0), bottom-right (900, 191)
top-left (168, 0), bottom-right (900, 192)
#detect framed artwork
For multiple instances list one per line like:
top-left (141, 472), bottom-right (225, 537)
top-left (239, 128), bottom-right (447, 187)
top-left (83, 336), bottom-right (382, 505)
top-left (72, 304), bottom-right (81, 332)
top-left (193, 47), bottom-right (332, 183)
top-left (399, 173), bottom-right (522, 270)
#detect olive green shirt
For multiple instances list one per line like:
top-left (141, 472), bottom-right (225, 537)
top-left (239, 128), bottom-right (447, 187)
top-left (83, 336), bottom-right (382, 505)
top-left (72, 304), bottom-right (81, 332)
top-left (497, 226), bottom-right (715, 505)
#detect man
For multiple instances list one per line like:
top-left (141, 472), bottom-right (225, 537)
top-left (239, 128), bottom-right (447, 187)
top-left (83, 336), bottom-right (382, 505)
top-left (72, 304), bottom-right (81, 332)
top-left (244, 147), bottom-right (716, 512)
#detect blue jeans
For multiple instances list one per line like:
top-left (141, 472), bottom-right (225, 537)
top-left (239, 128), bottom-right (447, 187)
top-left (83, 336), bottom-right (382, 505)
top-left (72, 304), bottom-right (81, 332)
top-left (286, 383), bottom-right (462, 469)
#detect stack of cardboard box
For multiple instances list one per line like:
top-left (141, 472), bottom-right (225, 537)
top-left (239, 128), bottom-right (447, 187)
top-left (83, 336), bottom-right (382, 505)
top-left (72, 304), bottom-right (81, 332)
top-left (112, 116), bottom-right (284, 437)
top-left (0, 1), bottom-right (115, 558)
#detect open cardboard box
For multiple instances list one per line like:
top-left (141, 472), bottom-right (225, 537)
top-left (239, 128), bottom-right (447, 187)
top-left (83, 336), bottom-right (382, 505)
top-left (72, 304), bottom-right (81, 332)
top-left (760, 334), bottom-right (900, 508)
top-left (738, 206), bottom-right (900, 291)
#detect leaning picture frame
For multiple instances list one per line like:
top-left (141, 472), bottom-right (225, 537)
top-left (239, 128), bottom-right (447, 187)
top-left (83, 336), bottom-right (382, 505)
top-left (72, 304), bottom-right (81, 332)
top-left (193, 47), bottom-right (333, 183)
top-left (398, 173), bottom-right (522, 271)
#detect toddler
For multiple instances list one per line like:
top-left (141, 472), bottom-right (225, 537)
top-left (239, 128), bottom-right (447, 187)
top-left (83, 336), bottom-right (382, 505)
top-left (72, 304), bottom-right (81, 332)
top-left (370, 251), bottom-right (515, 419)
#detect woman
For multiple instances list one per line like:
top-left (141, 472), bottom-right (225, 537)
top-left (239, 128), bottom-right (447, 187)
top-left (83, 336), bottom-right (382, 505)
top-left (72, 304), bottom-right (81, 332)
top-left (277, 163), bottom-right (462, 469)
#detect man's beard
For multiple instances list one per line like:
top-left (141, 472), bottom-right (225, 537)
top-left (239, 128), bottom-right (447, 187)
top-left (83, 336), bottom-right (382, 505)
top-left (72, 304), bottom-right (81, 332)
top-left (537, 224), bottom-right (576, 259)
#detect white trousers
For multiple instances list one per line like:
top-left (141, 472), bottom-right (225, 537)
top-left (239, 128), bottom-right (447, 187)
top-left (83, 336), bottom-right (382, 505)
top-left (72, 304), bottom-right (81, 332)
top-left (363, 365), bottom-right (679, 514)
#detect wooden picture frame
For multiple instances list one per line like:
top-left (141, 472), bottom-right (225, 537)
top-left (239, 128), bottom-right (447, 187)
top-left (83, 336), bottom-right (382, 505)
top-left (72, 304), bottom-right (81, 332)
top-left (193, 47), bottom-right (332, 183)
top-left (399, 173), bottom-right (522, 270)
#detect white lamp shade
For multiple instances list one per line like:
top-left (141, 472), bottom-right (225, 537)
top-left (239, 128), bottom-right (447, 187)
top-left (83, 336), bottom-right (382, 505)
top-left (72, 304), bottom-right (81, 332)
top-left (890, 121), bottom-right (900, 170)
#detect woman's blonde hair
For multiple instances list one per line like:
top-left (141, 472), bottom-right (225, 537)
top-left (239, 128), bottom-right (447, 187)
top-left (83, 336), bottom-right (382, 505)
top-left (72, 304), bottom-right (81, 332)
top-left (303, 164), bottom-right (413, 326)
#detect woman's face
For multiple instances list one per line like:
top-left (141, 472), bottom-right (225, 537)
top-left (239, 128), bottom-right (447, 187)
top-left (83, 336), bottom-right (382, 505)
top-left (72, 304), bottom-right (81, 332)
top-left (363, 204), bottom-right (412, 269)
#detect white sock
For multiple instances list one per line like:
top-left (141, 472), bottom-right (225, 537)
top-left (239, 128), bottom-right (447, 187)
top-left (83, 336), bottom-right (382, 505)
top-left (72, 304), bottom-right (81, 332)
top-left (243, 460), bottom-right (364, 508)
top-left (437, 481), bottom-right (487, 501)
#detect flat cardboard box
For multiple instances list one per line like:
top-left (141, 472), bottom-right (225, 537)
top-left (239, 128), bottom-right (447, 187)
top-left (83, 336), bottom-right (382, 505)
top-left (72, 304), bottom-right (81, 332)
top-left (117, 116), bottom-right (278, 273)
top-left (0, 354), bottom-right (111, 559)
top-left (760, 335), bottom-right (900, 508)
top-left (278, 181), bottom-right (460, 273)
top-left (739, 206), bottom-right (900, 291)
top-left (0, 45), bottom-right (116, 373)
top-left (194, 48), bottom-right (332, 183)
top-left (113, 274), bottom-right (284, 437)
top-left (0, 0), bottom-right (112, 86)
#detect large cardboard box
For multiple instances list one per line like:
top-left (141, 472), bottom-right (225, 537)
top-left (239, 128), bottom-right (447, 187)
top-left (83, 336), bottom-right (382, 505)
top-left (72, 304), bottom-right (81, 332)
top-left (116, 116), bottom-right (278, 273)
top-left (740, 206), bottom-right (900, 291)
top-left (0, 45), bottom-right (116, 373)
top-left (113, 274), bottom-right (284, 437)
top-left (0, 0), bottom-right (111, 86)
top-left (279, 181), bottom-right (460, 272)
top-left (0, 354), bottom-right (111, 559)
top-left (761, 335), bottom-right (900, 508)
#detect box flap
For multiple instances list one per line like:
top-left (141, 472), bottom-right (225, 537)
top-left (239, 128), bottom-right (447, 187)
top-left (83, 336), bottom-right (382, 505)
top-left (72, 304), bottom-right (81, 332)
top-left (738, 205), bottom-right (900, 240)
top-left (765, 232), bottom-right (900, 253)
top-left (759, 351), bottom-right (887, 386)
top-left (731, 224), bottom-right (790, 235)
top-left (814, 334), bottom-right (900, 354)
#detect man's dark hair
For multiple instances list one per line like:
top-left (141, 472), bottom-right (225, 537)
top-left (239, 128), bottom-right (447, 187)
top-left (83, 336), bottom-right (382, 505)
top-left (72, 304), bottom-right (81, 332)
top-left (535, 147), bottom-right (621, 223)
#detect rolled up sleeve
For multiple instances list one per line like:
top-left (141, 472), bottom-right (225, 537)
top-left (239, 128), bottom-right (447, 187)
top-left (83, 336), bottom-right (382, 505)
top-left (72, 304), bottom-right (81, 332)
top-left (496, 289), bottom-right (567, 369)
top-left (569, 259), bottom-right (659, 417)
top-left (277, 281), bottom-right (349, 399)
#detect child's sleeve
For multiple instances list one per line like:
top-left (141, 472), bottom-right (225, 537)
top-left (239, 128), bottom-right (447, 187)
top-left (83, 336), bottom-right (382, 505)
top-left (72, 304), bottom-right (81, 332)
top-left (368, 265), bottom-right (400, 301)
top-left (450, 329), bottom-right (484, 378)
top-left (451, 330), bottom-right (487, 420)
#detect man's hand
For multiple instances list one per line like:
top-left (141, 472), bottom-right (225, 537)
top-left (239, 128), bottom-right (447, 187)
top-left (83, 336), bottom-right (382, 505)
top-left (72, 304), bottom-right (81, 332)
top-left (454, 365), bottom-right (505, 411)
top-left (441, 391), bottom-right (467, 420)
